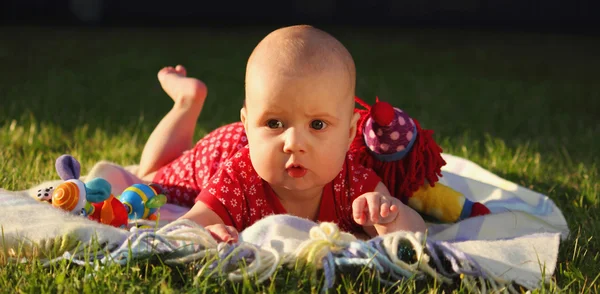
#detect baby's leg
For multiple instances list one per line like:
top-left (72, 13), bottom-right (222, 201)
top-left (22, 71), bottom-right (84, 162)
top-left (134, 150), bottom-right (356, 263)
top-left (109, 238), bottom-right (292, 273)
top-left (137, 65), bottom-right (208, 180)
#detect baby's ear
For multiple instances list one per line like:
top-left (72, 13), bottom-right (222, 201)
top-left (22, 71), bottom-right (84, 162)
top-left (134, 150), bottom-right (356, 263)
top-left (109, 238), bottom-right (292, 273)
top-left (348, 111), bottom-right (361, 145)
top-left (240, 107), bottom-right (248, 130)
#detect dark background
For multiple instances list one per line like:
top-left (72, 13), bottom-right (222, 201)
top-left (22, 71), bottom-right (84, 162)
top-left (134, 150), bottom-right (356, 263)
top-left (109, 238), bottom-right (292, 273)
top-left (2, 0), bottom-right (599, 32)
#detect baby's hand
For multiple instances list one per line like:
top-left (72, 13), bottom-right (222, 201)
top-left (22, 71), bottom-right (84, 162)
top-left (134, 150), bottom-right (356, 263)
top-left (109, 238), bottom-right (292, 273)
top-left (352, 192), bottom-right (401, 226)
top-left (205, 224), bottom-right (239, 243)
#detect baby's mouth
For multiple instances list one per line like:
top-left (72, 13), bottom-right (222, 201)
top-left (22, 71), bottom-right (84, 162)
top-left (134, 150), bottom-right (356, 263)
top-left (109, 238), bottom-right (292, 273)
top-left (286, 164), bottom-right (307, 178)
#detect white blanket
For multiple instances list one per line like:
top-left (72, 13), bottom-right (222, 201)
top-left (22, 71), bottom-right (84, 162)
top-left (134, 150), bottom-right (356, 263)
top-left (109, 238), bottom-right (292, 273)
top-left (0, 154), bottom-right (570, 292)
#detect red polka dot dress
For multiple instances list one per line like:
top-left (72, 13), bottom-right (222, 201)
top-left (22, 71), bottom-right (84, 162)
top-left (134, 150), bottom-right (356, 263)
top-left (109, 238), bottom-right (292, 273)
top-left (152, 122), bottom-right (248, 207)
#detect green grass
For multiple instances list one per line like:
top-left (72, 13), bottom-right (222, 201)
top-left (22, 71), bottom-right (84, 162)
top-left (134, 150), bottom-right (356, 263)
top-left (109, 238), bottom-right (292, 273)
top-left (1, 26), bottom-right (599, 293)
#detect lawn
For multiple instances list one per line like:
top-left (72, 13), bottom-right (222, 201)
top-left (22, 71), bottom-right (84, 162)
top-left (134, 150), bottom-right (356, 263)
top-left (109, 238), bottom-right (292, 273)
top-left (0, 25), bottom-right (598, 292)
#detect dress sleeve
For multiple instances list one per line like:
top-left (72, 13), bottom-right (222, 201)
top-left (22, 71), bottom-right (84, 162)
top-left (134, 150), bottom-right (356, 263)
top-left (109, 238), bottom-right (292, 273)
top-left (327, 154), bottom-right (384, 234)
top-left (195, 168), bottom-right (246, 231)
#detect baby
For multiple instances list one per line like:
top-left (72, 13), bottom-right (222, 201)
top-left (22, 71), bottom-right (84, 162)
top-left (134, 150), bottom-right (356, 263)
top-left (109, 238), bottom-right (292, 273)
top-left (136, 25), bottom-right (426, 242)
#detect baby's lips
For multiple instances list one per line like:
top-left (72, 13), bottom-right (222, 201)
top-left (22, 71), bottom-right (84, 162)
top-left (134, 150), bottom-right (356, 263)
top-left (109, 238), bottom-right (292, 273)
top-left (285, 161), bottom-right (305, 169)
top-left (287, 165), bottom-right (308, 178)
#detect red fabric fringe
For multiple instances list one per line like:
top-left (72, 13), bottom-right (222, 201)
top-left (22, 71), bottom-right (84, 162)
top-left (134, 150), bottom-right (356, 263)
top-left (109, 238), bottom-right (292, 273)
top-left (350, 97), bottom-right (447, 203)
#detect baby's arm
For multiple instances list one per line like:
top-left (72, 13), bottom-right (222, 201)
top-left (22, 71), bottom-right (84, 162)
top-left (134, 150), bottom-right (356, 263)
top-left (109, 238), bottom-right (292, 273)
top-left (353, 182), bottom-right (426, 237)
top-left (180, 201), bottom-right (239, 242)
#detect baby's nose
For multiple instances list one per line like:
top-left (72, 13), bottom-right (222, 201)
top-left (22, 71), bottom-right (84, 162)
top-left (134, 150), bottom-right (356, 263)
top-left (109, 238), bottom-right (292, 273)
top-left (283, 128), bottom-right (307, 153)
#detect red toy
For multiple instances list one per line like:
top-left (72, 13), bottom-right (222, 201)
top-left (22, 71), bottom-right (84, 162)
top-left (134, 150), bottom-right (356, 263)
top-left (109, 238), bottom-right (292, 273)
top-left (85, 194), bottom-right (129, 229)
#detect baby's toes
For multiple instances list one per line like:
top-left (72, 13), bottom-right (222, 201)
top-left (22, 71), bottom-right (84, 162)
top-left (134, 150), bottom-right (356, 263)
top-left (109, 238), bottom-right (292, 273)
top-left (157, 66), bottom-right (175, 78)
top-left (174, 65), bottom-right (187, 76)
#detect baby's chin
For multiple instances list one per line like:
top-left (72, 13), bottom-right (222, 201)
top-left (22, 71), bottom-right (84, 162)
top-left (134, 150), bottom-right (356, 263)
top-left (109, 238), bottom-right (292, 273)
top-left (274, 178), bottom-right (321, 191)
top-left (281, 175), bottom-right (338, 192)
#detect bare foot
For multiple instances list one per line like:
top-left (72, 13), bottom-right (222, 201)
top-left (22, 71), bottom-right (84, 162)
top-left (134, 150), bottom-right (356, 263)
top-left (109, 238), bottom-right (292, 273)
top-left (157, 65), bottom-right (208, 109)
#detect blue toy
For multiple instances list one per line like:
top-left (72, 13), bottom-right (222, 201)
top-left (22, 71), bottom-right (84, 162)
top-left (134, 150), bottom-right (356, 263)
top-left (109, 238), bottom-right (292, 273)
top-left (117, 183), bottom-right (167, 220)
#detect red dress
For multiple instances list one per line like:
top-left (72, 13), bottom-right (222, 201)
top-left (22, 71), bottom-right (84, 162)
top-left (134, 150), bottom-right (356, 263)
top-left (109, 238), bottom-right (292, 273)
top-left (153, 122), bottom-right (381, 233)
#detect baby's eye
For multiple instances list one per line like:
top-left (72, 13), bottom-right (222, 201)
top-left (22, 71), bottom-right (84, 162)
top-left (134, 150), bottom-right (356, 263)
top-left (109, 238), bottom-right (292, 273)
top-left (310, 120), bottom-right (327, 130)
top-left (267, 119), bottom-right (283, 129)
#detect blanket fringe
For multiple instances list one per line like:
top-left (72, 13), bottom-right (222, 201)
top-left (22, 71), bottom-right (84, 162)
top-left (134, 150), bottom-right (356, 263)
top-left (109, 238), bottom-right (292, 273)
top-left (37, 220), bottom-right (531, 293)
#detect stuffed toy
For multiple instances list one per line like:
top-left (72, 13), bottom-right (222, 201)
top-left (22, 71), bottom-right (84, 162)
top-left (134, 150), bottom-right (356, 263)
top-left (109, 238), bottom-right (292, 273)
top-left (350, 97), bottom-right (490, 223)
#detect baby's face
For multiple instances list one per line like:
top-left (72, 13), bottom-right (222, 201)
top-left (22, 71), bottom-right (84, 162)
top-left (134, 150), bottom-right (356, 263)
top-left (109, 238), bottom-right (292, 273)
top-left (242, 68), bottom-right (358, 196)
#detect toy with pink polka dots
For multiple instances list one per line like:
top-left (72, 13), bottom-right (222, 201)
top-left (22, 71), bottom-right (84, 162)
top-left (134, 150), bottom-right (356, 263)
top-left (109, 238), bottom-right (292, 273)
top-left (353, 96), bottom-right (491, 223)
top-left (363, 97), bottom-right (418, 162)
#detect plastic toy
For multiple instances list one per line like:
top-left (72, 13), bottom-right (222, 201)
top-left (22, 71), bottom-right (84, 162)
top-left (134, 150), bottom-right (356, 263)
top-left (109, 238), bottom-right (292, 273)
top-left (83, 193), bottom-right (129, 228)
top-left (35, 154), bottom-right (128, 228)
top-left (118, 183), bottom-right (167, 221)
top-left (36, 154), bottom-right (111, 214)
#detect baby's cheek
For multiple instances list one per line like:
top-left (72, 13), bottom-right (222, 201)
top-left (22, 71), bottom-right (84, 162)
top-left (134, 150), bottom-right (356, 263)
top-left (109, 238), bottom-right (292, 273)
top-left (317, 146), bottom-right (347, 180)
top-left (249, 146), bottom-right (279, 181)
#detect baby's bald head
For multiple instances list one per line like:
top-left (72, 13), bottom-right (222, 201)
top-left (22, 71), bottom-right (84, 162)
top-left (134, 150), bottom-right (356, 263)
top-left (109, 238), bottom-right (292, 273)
top-left (241, 26), bottom-right (362, 184)
top-left (244, 25), bottom-right (356, 111)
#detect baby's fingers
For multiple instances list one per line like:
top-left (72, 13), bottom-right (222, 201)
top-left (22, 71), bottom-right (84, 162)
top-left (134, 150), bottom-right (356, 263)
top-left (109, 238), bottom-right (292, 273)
top-left (352, 196), bottom-right (368, 224)
top-left (226, 226), bottom-right (239, 242)
top-left (365, 194), bottom-right (382, 223)
top-left (206, 225), bottom-right (238, 243)
top-left (380, 201), bottom-right (391, 218)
